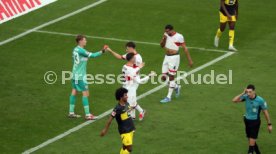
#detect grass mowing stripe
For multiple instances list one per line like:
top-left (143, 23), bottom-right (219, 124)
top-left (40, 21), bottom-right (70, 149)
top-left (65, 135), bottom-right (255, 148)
top-left (34, 30), bottom-right (230, 53)
top-left (22, 51), bottom-right (234, 154)
top-left (0, 0), bottom-right (108, 47)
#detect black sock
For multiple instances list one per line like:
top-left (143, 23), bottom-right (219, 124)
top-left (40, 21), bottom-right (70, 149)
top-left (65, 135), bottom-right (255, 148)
top-left (248, 146), bottom-right (254, 154)
top-left (254, 143), bottom-right (261, 154)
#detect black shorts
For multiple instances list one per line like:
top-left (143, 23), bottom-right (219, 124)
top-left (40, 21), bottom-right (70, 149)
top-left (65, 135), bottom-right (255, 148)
top-left (244, 117), bottom-right (261, 139)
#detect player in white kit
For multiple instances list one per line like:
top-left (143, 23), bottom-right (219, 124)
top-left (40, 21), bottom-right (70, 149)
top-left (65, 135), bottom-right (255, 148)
top-left (160, 24), bottom-right (193, 103)
top-left (107, 42), bottom-right (148, 120)
top-left (121, 53), bottom-right (156, 120)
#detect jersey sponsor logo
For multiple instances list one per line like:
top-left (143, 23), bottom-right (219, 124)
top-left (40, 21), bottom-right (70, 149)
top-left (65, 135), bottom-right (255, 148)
top-left (120, 112), bottom-right (129, 120)
top-left (0, 0), bottom-right (57, 24)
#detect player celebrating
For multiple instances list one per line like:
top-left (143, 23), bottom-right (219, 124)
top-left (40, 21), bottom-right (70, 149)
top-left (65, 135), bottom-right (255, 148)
top-left (214, 0), bottom-right (239, 51)
top-left (100, 87), bottom-right (135, 154)
top-left (121, 53), bottom-right (156, 120)
top-left (159, 24), bottom-right (193, 103)
top-left (232, 85), bottom-right (272, 154)
top-left (107, 42), bottom-right (146, 120)
top-left (68, 35), bottom-right (108, 120)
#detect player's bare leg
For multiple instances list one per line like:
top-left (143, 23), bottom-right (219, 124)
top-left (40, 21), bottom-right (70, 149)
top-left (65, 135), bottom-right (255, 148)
top-left (214, 22), bottom-right (227, 47)
top-left (68, 89), bottom-right (81, 118)
top-left (228, 21), bottom-right (237, 51)
top-left (82, 90), bottom-right (97, 120)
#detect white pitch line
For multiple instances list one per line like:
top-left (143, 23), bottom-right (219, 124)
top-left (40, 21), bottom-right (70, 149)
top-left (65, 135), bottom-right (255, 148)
top-left (33, 30), bottom-right (230, 53)
top-left (0, 0), bottom-right (108, 46)
top-left (22, 51), bottom-right (235, 154)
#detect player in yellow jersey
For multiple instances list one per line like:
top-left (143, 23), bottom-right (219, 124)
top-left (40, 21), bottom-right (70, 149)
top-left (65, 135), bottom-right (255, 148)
top-left (214, 0), bottom-right (239, 51)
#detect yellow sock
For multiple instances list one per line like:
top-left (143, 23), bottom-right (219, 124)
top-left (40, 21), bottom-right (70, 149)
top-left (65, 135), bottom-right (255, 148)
top-left (120, 148), bottom-right (130, 154)
top-left (216, 28), bottom-right (223, 38)
top-left (229, 30), bottom-right (235, 46)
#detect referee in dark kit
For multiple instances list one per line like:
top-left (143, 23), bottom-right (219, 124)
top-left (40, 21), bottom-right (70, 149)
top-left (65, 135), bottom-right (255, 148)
top-left (232, 84), bottom-right (272, 154)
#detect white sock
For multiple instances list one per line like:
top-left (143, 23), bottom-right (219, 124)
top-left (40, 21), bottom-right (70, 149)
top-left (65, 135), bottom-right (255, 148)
top-left (135, 104), bottom-right (143, 113)
top-left (130, 109), bottom-right (136, 118)
top-left (174, 84), bottom-right (179, 90)
top-left (167, 81), bottom-right (176, 98)
top-left (167, 88), bottom-right (174, 99)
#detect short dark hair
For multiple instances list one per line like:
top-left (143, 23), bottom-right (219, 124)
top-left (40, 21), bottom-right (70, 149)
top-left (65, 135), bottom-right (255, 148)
top-left (165, 24), bottom-right (174, 30)
top-left (247, 84), bottom-right (255, 91)
top-left (76, 35), bottom-right (86, 43)
top-left (126, 53), bottom-right (135, 61)
top-left (115, 87), bottom-right (128, 100)
top-left (126, 41), bottom-right (136, 49)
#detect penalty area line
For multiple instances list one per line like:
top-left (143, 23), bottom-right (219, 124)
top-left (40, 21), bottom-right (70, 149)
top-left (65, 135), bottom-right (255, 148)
top-left (22, 51), bottom-right (235, 154)
top-left (33, 30), bottom-right (230, 53)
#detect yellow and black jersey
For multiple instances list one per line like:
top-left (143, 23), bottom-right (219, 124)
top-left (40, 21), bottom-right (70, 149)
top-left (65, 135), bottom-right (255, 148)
top-left (111, 102), bottom-right (135, 134)
top-left (220, 0), bottom-right (238, 16)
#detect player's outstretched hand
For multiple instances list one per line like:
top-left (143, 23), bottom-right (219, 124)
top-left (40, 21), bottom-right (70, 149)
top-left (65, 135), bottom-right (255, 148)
top-left (227, 15), bottom-right (232, 21)
top-left (139, 62), bottom-right (145, 69)
top-left (102, 45), bottom-right (109, 53)
top-left (100, 129), bottom-right (107, 137)
top-left (149, 71), bottom-right (156, 77)
top-left (188, 60), bottom-right (193, 68)
top-left (268, 125), bottom-right (273, 133)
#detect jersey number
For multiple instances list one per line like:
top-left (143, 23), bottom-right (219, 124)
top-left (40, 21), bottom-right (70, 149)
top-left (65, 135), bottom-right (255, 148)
top-left (73, 52), bottom-right (80, 64)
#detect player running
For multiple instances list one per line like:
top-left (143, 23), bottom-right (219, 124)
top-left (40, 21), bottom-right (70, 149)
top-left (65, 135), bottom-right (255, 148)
top-left (214, 0), bottom-right (239, 51)
top-left (121, 53), bottom-right (156, 120)
top-left (68, 35), bottom-right (108, 120)
top-left (107, 42), bottom-right (148, 120)
top-left (159, 24), bottom-right (193, 103)
top-left (232, 85), bottom-right (272, 154)
top-left (100, 87), bottom-right (135, 154)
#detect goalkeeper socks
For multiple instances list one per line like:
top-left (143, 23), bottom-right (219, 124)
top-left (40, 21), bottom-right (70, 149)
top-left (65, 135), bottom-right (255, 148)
top-left (69, 95), bottom-right (76, 114)
top-left (82, 96), bottom-right (90, 116)
top-left (216, 28), bottom-right (223, 38)
top-left (229, 30), bottom-right (235, 46)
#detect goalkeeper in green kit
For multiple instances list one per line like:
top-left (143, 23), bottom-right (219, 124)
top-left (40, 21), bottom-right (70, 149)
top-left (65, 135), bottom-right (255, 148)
top-left (68, 35), bottom-right (108, 120)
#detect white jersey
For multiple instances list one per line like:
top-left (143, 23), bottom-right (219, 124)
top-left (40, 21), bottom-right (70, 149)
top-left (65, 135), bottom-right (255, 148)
top-left (122, 64), bottom-right (149, 90)
top-left (164, 32), bottom-right (185, 51)
top-left (122, 53), bottom-right (143, 66)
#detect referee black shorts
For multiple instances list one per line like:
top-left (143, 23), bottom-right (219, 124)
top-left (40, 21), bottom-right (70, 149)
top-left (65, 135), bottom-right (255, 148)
top-left (244, 117), bottom-right (261, 139)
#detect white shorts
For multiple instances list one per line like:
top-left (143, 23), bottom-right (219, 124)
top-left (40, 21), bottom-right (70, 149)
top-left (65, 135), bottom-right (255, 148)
top-left (127, 88), bottom-right (137, 107)
top-left (162, 54), bottom-right (180, 75)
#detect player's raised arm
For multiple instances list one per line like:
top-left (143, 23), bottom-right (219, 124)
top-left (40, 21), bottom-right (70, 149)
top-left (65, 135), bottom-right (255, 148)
top-left (106, 47), bottom-right (124, 60)
top-left (100, 116), bottom-right (113, 137)
top-left (220, 0), bottom-right (231, 20)
top-left (181, 43), bottom-right (193, 67)
top-left (88, 45), bottom-right (109, 58)
top-left (232, 89), bottom-right (246, 103)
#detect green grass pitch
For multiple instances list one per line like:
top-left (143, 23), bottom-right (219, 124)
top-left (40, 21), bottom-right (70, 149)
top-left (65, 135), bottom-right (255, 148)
top-left (0, 0), bottom-right (276, 153)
